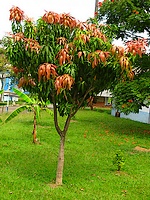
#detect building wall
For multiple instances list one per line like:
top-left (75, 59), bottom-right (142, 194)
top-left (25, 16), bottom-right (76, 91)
top-left (96, 90), bottom-right (112, 105)
top-left (0, 76), bottom-right (18, 102)
top-left (3, 93), bottom-right (18, 102)
top-left (111, 106), bottom-right (150, 124)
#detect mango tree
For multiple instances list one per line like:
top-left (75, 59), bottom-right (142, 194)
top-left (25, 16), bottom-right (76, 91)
top-left (4, 6), bottom-right (136, 185)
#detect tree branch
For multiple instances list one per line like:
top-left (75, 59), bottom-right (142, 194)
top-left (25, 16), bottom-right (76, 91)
top-left (52, 94), bottom-right (62, 136)
top-left (71, 87), bottom-right (94, 117)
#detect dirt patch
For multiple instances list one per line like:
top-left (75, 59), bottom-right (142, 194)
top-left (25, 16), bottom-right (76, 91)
top-left (134, 146), bottom-right (150, 152)
top-left (114, 171), bottom-right (129, 176)
top-left (49, 183), bottom-right (61, 188)
top-left (70, 120), bottom-right (77, 123)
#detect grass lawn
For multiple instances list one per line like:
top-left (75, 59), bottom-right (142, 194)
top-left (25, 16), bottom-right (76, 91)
top-left (0, 108), bottom-right (150, 200)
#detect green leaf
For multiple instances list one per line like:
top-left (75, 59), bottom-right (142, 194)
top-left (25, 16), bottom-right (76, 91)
top-left (13, 88), bottom-right (33, 104)
top-left (43, 107), bottom-right (53, 116)
top-left (0, 90), bottom-right (4, 94)
top-left (45, 100), bottom-right (51, 106)
top-left (34, 105), bottom-right (40, 119)
top-left (5, 105), bottom-right (29, 123)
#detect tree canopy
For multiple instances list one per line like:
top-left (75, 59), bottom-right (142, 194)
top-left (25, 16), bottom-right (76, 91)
top-left (4, 6), bottom-right (136, 112)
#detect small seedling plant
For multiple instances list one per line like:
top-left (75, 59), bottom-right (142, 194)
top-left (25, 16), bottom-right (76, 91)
top-left (113, 150), bottom-right (125, 171)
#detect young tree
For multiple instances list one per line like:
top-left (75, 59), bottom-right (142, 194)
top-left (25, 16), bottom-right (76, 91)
top-left (4, 88), bottom-right (52, 143)
top-left (4, 6), bottom-right (136, 185)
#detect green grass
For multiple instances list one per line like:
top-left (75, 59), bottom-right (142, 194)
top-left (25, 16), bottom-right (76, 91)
top-left (0, 108), bottom-right (150, 200)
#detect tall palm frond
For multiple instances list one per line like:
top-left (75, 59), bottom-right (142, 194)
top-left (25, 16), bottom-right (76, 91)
top-left (5, 105), bottom-right (29, 123)
top-left (43, 107), bottom-right (53, 116)
top-left (13, 88), bottom-right (33, 104)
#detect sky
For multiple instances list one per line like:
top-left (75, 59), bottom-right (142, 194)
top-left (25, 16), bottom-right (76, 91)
top-left (0, 0), bottom-right (95, 39)
top-left (0, 0), bottom-right (148, 48)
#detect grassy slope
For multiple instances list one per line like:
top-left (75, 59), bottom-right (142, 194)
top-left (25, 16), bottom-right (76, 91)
top-left (0, 108), bottom-right (150, 200)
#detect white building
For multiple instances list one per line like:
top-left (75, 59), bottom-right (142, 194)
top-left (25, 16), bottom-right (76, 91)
top-left (111, 105), bottom-right (150, 124)
top-left (0, 74), bottom-right (18, 102)
top-left (97, 90), bottom-right (150, 124)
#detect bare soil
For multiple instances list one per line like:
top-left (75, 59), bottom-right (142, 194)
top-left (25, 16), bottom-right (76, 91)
top-left (134, 146), bottom-right (150, 152)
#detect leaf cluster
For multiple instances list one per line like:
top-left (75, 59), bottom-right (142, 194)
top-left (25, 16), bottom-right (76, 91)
top-left (113, 150), bottom-right (125, 171)
top-left (0, 47), bottom-right (9, 71)
top-left (112, 77), bottom-right (150, 114)
top-left (98, 0), bottom-right (150, 40)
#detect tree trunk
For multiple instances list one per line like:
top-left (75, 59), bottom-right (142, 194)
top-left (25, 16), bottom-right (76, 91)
top-left (56, 135), bottom-right (65, 185)
top-left (95, 0), bottom-right (98, 14)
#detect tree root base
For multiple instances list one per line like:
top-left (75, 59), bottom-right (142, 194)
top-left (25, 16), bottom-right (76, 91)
top-left (49, 183), bottom-right (62, 188)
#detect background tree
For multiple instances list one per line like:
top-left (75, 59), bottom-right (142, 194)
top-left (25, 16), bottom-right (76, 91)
top-left (112, 77), bottom-right (150, 114)
top-left (4, 6), bottom-right (136, 185)
top-left (97, 0), bottom-right (150, 40)
top-left (97, 0), bottom-right (150, 112)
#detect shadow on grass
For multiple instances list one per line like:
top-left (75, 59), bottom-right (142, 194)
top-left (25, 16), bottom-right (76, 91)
top-left (81, 107), bottom-right (111, 114)
top-left (77, 108), bottom-right (150, 139)
top-left (15, 116), bottom-right (54, 128)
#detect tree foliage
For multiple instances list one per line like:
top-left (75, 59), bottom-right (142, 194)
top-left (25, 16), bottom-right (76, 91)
top-left (4, 6), bottom-right (136, 185)
top-left (0, 47), bottom-right (8, 71)
top-left (97, 0), bottom-right (150, 40)
top-left (113, 78), bottom-right (150, 114)
top-left (97, 0), bottom-right (150, 113)
top-left (0, 89), bottom-right (3, 94)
